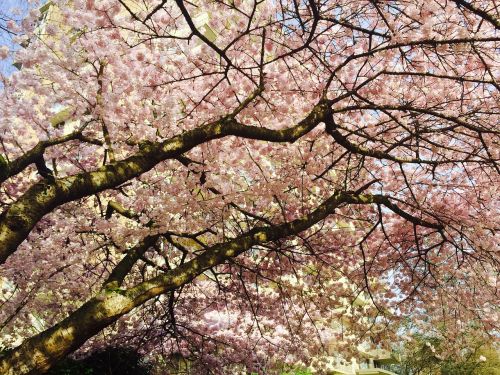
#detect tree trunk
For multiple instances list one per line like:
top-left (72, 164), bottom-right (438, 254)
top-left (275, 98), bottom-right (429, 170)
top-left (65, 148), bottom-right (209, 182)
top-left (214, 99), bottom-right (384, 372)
top-left (0, 292), bottom-right (135, 375)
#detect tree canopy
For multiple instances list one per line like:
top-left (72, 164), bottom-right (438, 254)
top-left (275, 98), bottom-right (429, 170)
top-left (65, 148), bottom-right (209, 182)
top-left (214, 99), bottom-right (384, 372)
top-left (0, 0), bottom-right (498, 374)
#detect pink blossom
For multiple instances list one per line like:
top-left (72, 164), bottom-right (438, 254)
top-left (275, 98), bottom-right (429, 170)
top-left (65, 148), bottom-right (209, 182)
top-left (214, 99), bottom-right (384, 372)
top-left (0, 46), bottom-right (9, 60)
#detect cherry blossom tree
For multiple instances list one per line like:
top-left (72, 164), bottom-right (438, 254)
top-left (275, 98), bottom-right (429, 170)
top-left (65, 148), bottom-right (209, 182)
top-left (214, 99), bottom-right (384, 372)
top-left (0, 0), bottom-right (498, 373)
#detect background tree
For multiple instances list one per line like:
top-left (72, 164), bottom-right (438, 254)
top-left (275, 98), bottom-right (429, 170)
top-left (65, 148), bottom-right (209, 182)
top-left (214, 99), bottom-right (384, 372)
top-left (0, 0), bottom-right (498, 374)
top-left (397, 326), bottom-right (500, 375)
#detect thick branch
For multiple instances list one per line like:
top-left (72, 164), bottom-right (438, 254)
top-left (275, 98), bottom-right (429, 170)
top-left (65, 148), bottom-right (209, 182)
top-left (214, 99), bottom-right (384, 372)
top-left (452, 0), bottom-right (500, 30)
top-left (0, 189), bottom-right (369, 374)
top-left (0, 188), bottom-right (444, 374)
top-left (0, 131), bottom-right (102, 184)
top-left (102, 235), bottom-right (158, 289)
top-left (104, 201), bottom-right (139, 221)
top-left (0, 101), bottom-right (329, 265)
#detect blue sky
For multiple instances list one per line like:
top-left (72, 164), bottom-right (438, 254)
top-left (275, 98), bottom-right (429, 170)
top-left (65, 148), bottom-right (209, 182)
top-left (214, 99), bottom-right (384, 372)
top-left (0, 0), bottom-right (34, 76)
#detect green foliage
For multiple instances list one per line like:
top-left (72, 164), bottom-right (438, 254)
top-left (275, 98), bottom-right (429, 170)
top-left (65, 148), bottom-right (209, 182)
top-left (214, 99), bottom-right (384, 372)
top-left (439, 345), bottom-right (500, 375)
top-left (47, 347), bottom-right (151, 375)
top-left (0, 154), bottom-right (8, 178)
top-left (47, 360), bottom-right (94, 375)
top-left (280, 368), bottom-right (313, 375)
